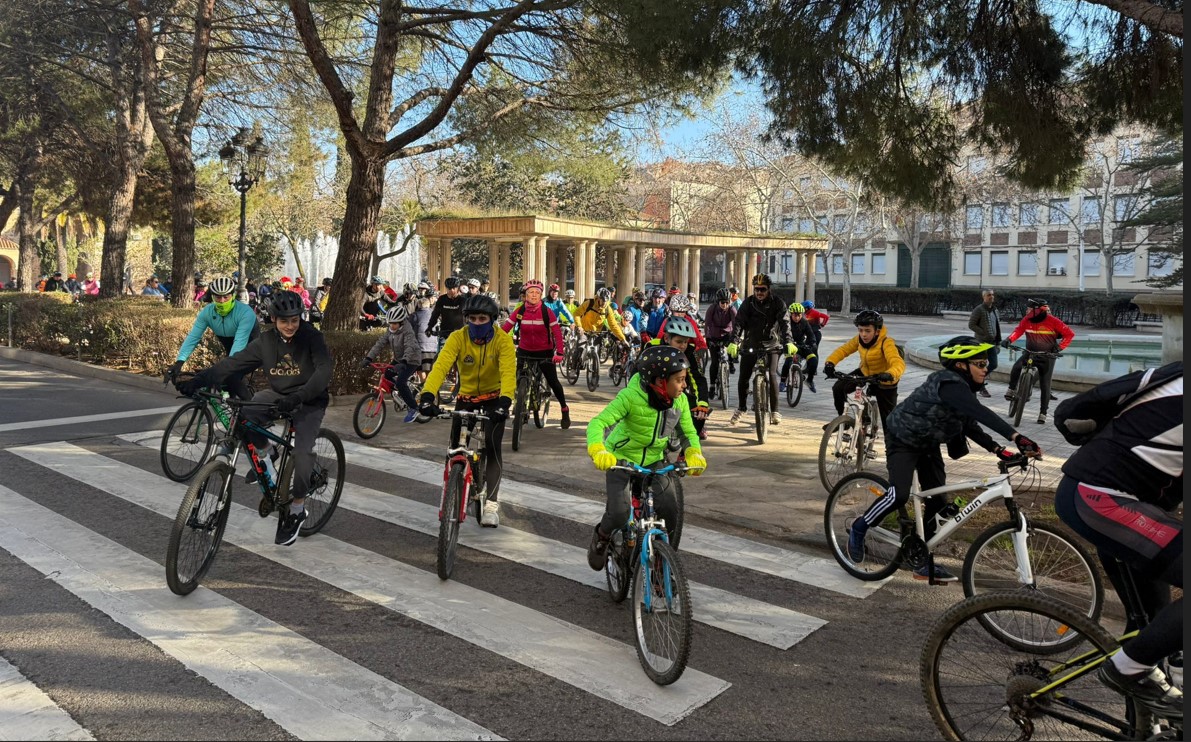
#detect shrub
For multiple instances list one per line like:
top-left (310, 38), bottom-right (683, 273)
top-left (323, 329), bottom-right (389, 397)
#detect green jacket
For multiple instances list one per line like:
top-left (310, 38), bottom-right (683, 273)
top-left (586, 375), bottom-right (701, 466)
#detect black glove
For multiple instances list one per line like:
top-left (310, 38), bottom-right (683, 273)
top-left (165, 360), bottom-right (184, 382)
top-left (424, 328), bottom-right (434, 338)
top-left (175, 376), bottom-right (202, 397)
top-left (490, 396), bottom-right (513, 422)
top-left (417, 392), bottom-right (441, 420)
top-left (823, 362), bottom-right (836, 379)
top-left (1013, 433), bottom-right (1041, 456)
top-left (361, 357), bottom-right (373, 368)
top-left (276, 393), bottom-right (303, 414)
top-left (1000, 339), bottom-right (1012, 349)
top-left (875, 372), bottom-right (894, 383)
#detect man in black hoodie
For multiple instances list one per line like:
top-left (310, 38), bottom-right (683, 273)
top-left (176, 290), bottom-right (333, 546)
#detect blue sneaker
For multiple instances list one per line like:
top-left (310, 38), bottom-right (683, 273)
top-left (779, 382), bottom-right (787, 393)
top-left (403, 408), bottom-right (418, 423)
top-left (847, 519), bottom-right (868, 563)
top-left (913, 564), bottom-right (959, 583)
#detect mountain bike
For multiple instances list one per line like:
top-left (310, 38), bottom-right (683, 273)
top-left (603, 461), bottom-right (694, 686)
top-left (160, 380), bottom-right (234, 482)
top-left (783, 353), bottom-right (806, 408)
top-left (352, 362), bottom-right (425, 439)
top-left (511, 356), bottom-right (551, 451)
top-left (582, 332), bottom-right (605, 391)
top-left (561, 326), bottom-right (581, 385)
top-left (825, 455), bottom-right (1103, 649)
top-left (818, 371), bottom-right (883, 493)
top-left (608, 340), bottom-right (634, 387)
top-left (1007, 347), bottom-right (1062, 427)
top-left (428, 409), bottom-right (490, 580)
top-left (165, 390), bottom-right (345, 596)
top-left (734, 346), bottom-right (774, 444)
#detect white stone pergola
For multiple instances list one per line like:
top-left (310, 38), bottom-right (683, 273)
top-left (416, 215), bottom-right (827, 309)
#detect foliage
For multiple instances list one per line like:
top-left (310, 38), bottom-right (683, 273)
top-left (1122, 133), bottom-right (1183, 288)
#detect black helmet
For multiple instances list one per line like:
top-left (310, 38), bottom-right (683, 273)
top-left (444, 276), bottom-right (461, 289)
top-left (853, 309), bottom-right (883, 330)
top-left (462, 293), bottom-right (499, 318)
top-left (270, 290), bottom-right (304, 318)
top-left (751, 273), bottom-right (772, 287)
top-left (1027, 297), bottom-right (1049, 309)
top-left (637, 345), bottom-right (689, 387)
top-left (715, 288), bottom-right (730, 302)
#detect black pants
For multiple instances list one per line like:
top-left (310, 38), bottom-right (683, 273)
top-left (706, 338), bottom-right (733, 395)
top-left (383, 362), bottom-right (419, 409)
top-left (242, 390), bottom-right (326, 502)
top-left (517, 351), bottom-right (567, 409)
top-left (1008, 354), bottom-right (1055, 414)
top-left (449, 397), bottom-right (506, 502)
top-left (736, 347), bottom-right (782, 412)
top-left (833, 379), bottom-right (898, 426)
top-left (601, 463), bottom-right (679, 537)
top-left (860, 440), bottom-right (949, 540)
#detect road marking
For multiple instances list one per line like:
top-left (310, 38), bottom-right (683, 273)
top-left (0, 655), bottom-right (94, 741)
top-left (12, 442), bottom-right (731, 725)
top-left (0, 408), bottom-right (178, 433)
top-left (0, 484), bottom-right (498, 741)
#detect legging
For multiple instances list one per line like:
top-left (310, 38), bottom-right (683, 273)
top-left (735, 347), bottom-right (782, 412)
top-left (449, 397), bottom-right (506, 502)
top-left (859, 440), bottom-right (949, 540)
top-left (383, 362), bottom-right (419, 409)
top-left (517, 351), bottom-right (567, 408)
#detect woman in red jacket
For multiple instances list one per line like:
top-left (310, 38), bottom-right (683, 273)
top-left (502, 279), bottom-right (572, 429)
top-left (1003, 298), bottom-right (1075, 424)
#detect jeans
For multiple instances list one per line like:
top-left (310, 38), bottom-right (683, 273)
top-left (242, 389), bottom-right (326, 502)
top-left (383, 362), bottom-right (419, 409)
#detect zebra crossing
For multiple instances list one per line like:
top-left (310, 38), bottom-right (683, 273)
top-left (0, 431), bottom-right (891, 740)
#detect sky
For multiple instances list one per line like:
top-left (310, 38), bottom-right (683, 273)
top-left (632, 75), bottom-right (768, 164)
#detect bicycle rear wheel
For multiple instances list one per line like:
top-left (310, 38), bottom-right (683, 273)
top-left (511, 374), bottom-right (529, 451)
top-left (604, 530), bottom-right (633, 603)
top-left (753, 373), bottom-right (768, 444)
top-left (165, 459), bottom-right (233, 595)
top-left (352, 391), bottom-right (386, 439)
top-left (824, 472), bottom-right (902, 580)
top-left (632, 539), bottom-right (692, 686)
top-left (161, 401), bottom-right (216, 482)
top-left (786, 365), bottom-right (804, 408)
top-left (920, 590), bottom-right (1151, 742)
top-left (437, 462), bottom-right (466, 580)
top-left (819, 414), bottom-right (861, 492)
top-left (963, 521), bottom-right (1104, 653)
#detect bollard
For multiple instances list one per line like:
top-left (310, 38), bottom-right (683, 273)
top-left (6, 303), bottom-right (11, 348)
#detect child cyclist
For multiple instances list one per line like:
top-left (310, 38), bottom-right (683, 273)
top-left (648, 316), bottom-right (710, 440)
top-left (501, 279), bottom-right (572, 429)
top-left (585, 345), bottom-right (708, 569)
top-left (361, 305), bottom-right (423, 423)
top-left (823, 309), bottom-right (903, 427)
top-left (847, 336), bottom-right (1043, 581)
top-left (781, 302), bottom-right (820, 394)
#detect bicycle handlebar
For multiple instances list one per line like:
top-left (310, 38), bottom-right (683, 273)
top-left (1007, 346), bottom-right (1062, 358)
top-left (828, 370), bottom-right (886, 384)
top-left (610, 460), bottom-right (689, 477)
top-left (419, 409), bottom-right (490, 423)
top-left (996, 452), bottom-right (1032, 474)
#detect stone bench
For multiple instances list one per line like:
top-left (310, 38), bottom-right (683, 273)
top-left (1134, 320), bottom-right (1163, 334)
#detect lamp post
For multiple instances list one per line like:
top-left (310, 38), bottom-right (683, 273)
top-left (218, 127), bottom-right (269, 295)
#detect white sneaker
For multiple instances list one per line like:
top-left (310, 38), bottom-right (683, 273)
top-left (770, 412), bottom-right (781, 425)
top-left (729, 409), bottom-right (745, 425)
top-left (481, 500), bottom-right (500, 528)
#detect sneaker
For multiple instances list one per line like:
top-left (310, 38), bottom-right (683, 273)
top-left (707, 389), bottom-right (715, 400)
top-left (913, 564), bottom-right (959, 583)
top-left (770, 412), bottom-right (781, 425)
top-left (481, 500), bottom-right (500, 528)
top-left (403, 408), bottom-right (418, 423)
top-left (730, 409), bottom-right (745, 425)
top-left (807, 379), bottom-right (817, 393)
top-left (847, 519), bottom-right (867, 563)
top-left (275, 508), bottom-right (306, 546)
top-left (586, 524), bottom-right (610, 571)
top-left (561, 406), bottom-right (571, 430)
top-left (1049, 393), bottom-right (1059, 401)
top-left (978, 387), bottom-right (991, 398)
top-left (779, 382), bottom-right (787, 393)
top-left (1036, 413), bottom-right (1047, 424)
top-left (1097, 662), bottom-right (1184, 721)
top-left (1004, 390), bottom-right (1017, 402)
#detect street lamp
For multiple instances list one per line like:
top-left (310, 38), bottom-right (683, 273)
top-left (219, 127), bottom-right (269, 294)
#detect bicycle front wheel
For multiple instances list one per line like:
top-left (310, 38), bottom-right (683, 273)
top-left (511, 374), bottom-right (529, 451)
top-left (819, 414), bottom-right (862, 493)
top-left (753, 373), bottom-right (768, 444)
top-left (632, 539), bottom-right (693, 686)
top-left (278, 428), bottom-right (345, 537)
top-left (165, 459), bottom-right (233, 595)
top-left (564, 350), bottom-right (580, 384)
top-left (437, 462), bottom-right (466, 580)
top-left (352, 391), bottom-right (386, 439)
top-left (786, 365), bottom-right (804, 408)
top-left (824, 472), bottom-right (902, 580)
top-left (161, 401), bottom-right (216, 482)
top-left (533, 377), bottom-right (549, 429)
top-left (1011, 371), bottom-right (1033, 427)
top-left (717, 360), bottom-right (729, 410)
top-left (609, 359), bottom-right (624, 386)
top-left (920, 590), bottom-right (1149, 742)
top-left (963, 521), bottom-right (1104, 653)
top-left (586, 352), bottom-right (600, 392)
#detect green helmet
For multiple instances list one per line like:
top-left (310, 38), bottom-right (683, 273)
top-left (938, 335), bottom-right (994, 365)
top-left (788, 302), bottom-right (805, 314)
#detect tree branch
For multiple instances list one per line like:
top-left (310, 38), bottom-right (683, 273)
top-left (387, 86), bottom-right (449, 129)
top-left (1080, 0), bottom-right (1183, 37)
top-left (288, 0), bottom-right (366, 154)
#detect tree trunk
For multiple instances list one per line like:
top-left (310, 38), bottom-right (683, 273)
top-left (167, 159), bottom-right (197, 308)
top-left (55, 218), bottom-right (69, 276)
top-left (322, 154), bottom-right (386, 331)
top-left (0, 183), bottom-right (19, 236)
top-left (99, 158), bottom-right (140, 298)
top-left (910, 249), bottom-right (922, 289)
top-left (17, 185), bottom-right (38, 292)
top-left (841, 259), bottom-right (852, 315)
top-left (1104, 252), bottom-right (1115, 295)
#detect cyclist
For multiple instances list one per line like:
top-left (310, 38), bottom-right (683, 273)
top-left (574, 287), bottom-right (627, 365)
top-left (174, 290), bottom-right (332, 546)
top-left (1002, 298), bottom-right (1074, 425)
top-left (362, 305), bottom-right (423, 423)
top-left (704, 288), bottom-right (737, 401)
top-left (847, 336), bottom-right (1043, 581)
top-left (360, 276), bottom-right (390, 330)
top-left (417, 293), bottom-right (516, 527)
top-left (585, 345), bottom-right (708, 569)
top-left (543, 283), bottom-right (574, 326)
top-left (781, 302), bottom-right (820, 394)
top-left (501, 279), bottom-right (572, 429)
top-left (465, 278), bottom-right (481, 296)
top-left (823, 310), bottom-right (903, 427)
top-left (729, 285), bottom-right (742, 310)
top-left (562, 288), bottom-right (579, 319)
top-left (802, 299), bottom-right (829, 346)
top-left (1053, 361), bottom-right (1183, 719)
top-left (662, 293), bottom-right (707, 350)
top-left (427, 276), bottom-right (466, 350)
top-left (623, 290), bottom-right (647, 335)
top-left (165, 276), bottom-right (260, 401)
top-left (727, 273), bottom-right (793, 426)
top-left (686, 291), bottom-right (702, 322)
top-left (643, 287), bottom-right (669, 340)
top-left (648, 316), bottom-right (710, 440)
top-left (619, 307), bottom-right (641, 346)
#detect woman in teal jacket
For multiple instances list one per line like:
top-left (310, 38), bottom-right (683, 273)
top-left (584, 345), bottom-right (707, 569)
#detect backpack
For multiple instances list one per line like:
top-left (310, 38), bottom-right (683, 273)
top-left (1053, 361), bottom-right (1183, 445)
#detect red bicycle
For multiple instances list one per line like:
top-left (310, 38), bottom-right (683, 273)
top-left (352, 362), bottom-right (424, 439)
top-left (429, 409), bottom-right (489, 580)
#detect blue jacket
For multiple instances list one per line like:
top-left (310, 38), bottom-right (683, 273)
top-left (177, 301), bottom-right (260, 362)
top-left (625, 304), bottom-right (646, 332)
top-left (644, 305), bottom-right (668, 337)
top-left (543, 297), bottom-right (574, 325)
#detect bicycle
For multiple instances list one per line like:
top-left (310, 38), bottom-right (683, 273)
top-left (734, 345), bottom-right (774, 444)
top-left (428, 408), bottom-right (490, 580)
top-left (709, 342), bottom-right (731, 410)
top-left (511, 356), bottom-right (551, 451)
top-left (602, 460), bottom-right (694, 686)
top-left (561, 325), bottom-right (581, 384)
top-left (818, 371), bottom-right (883, 493)
top-left (582, 332), bottom-right (605, 392)
top-left (160, 378), bottom-right (234, 482)
top-left (352, 362), bottom-right (424, 439)
top-left (783, 353), bottom-right (806, 408)
top-left (165, 389), bottom-right (345, 596)
top-left (608, 339), bottom-right (634, 386)
top-left (825, 455), bottom-right (1104, 649)
top-left (1007, 347), bottom-right (1063, 427)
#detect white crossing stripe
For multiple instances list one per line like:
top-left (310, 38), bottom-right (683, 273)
top-left (12, 443), bottom-right (731, 726)
top-left (0, 656), bottom-right (94, 741)
top-left (0, 408), bottom-right (178, 433)
top-left (0, 484), bottom-right (497, 741)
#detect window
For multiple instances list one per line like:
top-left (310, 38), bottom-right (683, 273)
top-left (1148, 252), bottom-right (1174, 277)
top-left (963, 252), bottom-right (982, 275)
top-left (782, 188), bottom-right (794, 201)
top-left (856, 213), bottom-right (872, 232)
top-left (798, 216), bottom-right (814, 233)
top-left (871, 253), bottom-right (886, 274)
top-left (968, 155), bottom-right (987, 174)
top-left (1049, 198), bottom-right (1069, 225)
top-left (1118, 137), bottom-right (1141, 164)
top-left (1017, 251), bottom-right (1038, 276)
top-left (1081, 197), bottom-right (1102, 225)
top-left (815, 254), bottom-right (827, 274)
top-left (833, 214), bottom-right (850, 233)
top-left (816, 215), bottom-right (828, 234)
top-left (821, 176), bottom-right (834, 189)
top-left (780, 216), bottom-right (794, 232)
top-left (965, 204), bottom-right (984, 230)
top-left (798, 176), bottom-right (811, 190)
top-left (1114, 251), bottom-right (1136, 277)
top-left (1046, 251), bottom-right (1068, 276)
top-left (992, 203), bottom-right (1012, 228)
top-left (990, 251), bottom-right (1009, 276)
top-left (1081, 250), bottom-right (1101, 276)
top-left (1019, 203), bottom-right (1038, 226)
top-left (851, 253), bottom-right (865, 275)
top-left (831, 254), bottom-right (845, 273)
top-left (1113, 194), bottom-right (1136, 222)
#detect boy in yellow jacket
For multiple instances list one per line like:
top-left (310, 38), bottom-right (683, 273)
top-left (418, 294), bottom-right (517, 527)
top-left (823, 310), bottom-right (904, 426)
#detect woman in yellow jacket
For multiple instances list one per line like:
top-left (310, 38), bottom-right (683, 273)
top-left (417, 294), bottom-right (517, 527)
top-left (823, 310), bottom-right (905, 426)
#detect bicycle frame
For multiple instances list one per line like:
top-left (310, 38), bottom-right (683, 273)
top-left (615, 462), bottom-right (682, 612)
top-left (439, 412), bottom-right (487, 523)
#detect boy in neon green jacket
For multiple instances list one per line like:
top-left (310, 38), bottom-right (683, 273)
top-left (585, 345), bottom-right (707, 569)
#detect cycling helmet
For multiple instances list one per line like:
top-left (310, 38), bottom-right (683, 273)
top-left (461, 293), bottom-right (500, 318)
top-left (788, 302), bottom-right (805, 314)
top-left (596, 287), bottom-right (612, 302)
top-left (802, 299), bottom-right (814, 310)
top-left (195, 279), bottom-right (207, 288)
top-left (1027, 297), bottom-right (1049, 308)
top-left (270, 290), bottom-right (304, 318)
top-left (321, 277), bottom-right (332, 286)
top-left (663, 315), bottom-right (697, 339)
top-left (651, 287), bottom-right (667, 300)
top-left (751, 273), bottom-right (772, 287)
top-left (523, 279), bottom-right (544, 293)
top-left (729, 285), bottom-right (738, 294)
top-left (632, 290), bottom-right (646, 301)
top-left (444, 276), bottom-right (461, 289)
top-left (208, 277), bottom-right (236, 296)
top-left (548, 283), bottom-right (560, 292)
top-left (938, 335), bottom-right (993, 365)
top-left (715, 288), bottom-right (730, 302)
top-left (668, 293), bottom-right (693, 314)
top-left (467, 278), bottom-right (481, 289)
top-left (385, 305), bottom-right (408, 324)
top-left (402, 282), bottom-right (415, 294)
top-left (637, 345), bottom-right (690, 386)
top-left (687, 291), bottom-right (697, 301)
top-left (853, 309), bottom-right (883, 329)
top-left (564, 289), bottom-right (575, 299)
top-left (369, 275), bottom-right (383, 285)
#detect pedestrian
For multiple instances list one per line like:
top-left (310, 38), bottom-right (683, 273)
top-left (83, 272), bottom-right (100, 295)
top-left (43, 272), bottom-right (68, 293)
top-left (141, 276), bottom-right (166, 298)
top-left (64, 273), bottom-right (82, 297)
top-left (968, 288), bottom-right (1002, 398)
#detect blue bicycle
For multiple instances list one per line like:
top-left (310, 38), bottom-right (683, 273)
top-left (603, 461), bottom-right (693, 685)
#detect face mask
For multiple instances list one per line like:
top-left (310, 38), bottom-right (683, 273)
top-left (213, 297), bottom-right (235, 316)
top-left (467, 320), bottom-right (494, 344)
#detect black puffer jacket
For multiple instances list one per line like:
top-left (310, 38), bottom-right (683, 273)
top-left (732, 293), bottom-right (792, 350)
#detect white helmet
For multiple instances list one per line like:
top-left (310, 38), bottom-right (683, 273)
top-left (208, 277), bottom-right (236, 296)
top-left (385, 305), bottom-right (408, 324)
top-left (564, 289), bottom-right (575, 299)
top-left (467, 278), bottom-right (481, 288)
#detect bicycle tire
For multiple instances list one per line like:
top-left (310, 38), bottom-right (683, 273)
top-left (819, 414), bottom-right (862, 493)
top-left (511, 374), bottom-right (529, 451)
top-left (165, 459), bottom-right (233, 595)
top-left (352, 391), bottom-right (386, 439)
top-left (670, 477), bottom-right (685, 551)
top-left (1011, 371), bottom-right (1033, 427)
top-left (293, 429), bottom-right (344, 537)
top-left (586, 351), bottom-right (600, 392)
top-left (564, 350), bottom-right (580, 385)
top-left (786, 365), bottom-right (804, 408)
top-left (632, 539), bottom-right (692, 686)
top-left (963, 521), bottom-right (1105, 653)
top-left (161, 401), bottom-right (217, 482)
top-left (717, 359), bottom-right (729, 410)
top-left (437, 462), bottom-right (466, 580)
top-left (920, 590), bottom-right (1153, 742)
top-left (605, 531), bottom-right (633, 603)
top-left (823, 472), bottom-right (903, 581)
top-left (753, 373), bottom-right (767, 444)
top-left (533, 373), bottom-right (548, 429)
top-left (609, 360), bottom-right (624, 386)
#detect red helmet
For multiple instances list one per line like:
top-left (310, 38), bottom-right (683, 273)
top-left (548, 283), bottom-right (560, 292)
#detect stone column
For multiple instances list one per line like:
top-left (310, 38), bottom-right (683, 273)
top-left (603, 247), bottom-right (615, 292)
top-left (522, 236), bottom-right (537, 282)
top-left (806, 252), bottom-right (817, 302)
top-left (678, 247), bottom-right (691, 296)
top-left (424, 238), bottom-right (438, 289)
top-left (586, 240), bottom-right (598, 299)
top-left (622, 244), bottom-right (637, 294)
top-left (558, 247), bottom-right (568, 289)
top-left (736, 252), bottom-right (748, 289)
top-left (691, 248), bottom-right (702, 301)
top-left (539, 236), bottom-right (550, 284)
top-left (442, 239), bottom-right (454, 280)
top-left (634, 244), bottom-right (648, 291)
top-left (487, 241), bottom-right (498, 287)
top-left (574, 240), bottom-right (588, 300)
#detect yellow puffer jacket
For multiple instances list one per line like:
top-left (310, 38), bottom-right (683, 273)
top-left (825, 326), bottom-right (905, 388)
top-left (575, 299), bottom-right (626, 341)
top-left (423, 325), bottom-right (517, 400)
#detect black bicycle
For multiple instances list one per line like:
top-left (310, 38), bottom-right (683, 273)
top-left (1007, 347), bottom-right (1062, 427)
top-left (511, 356), bottom-right (551, 451)
top-left (783, 353), bottom-right (806, 408)
top-left (709, 342), bottom-right (731, 410)
top-left (165, 388), bottom-right (345, 596)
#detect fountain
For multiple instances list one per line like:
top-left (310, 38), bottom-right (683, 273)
top-left (1130, 292), bottom-right (1183, 365)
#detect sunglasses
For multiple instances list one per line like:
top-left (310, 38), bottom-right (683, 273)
top-left (753, 286), bottom-right (768, 293)
top-left (718, 300), bottom-right (730, 305)
top-left (969, 360), bottom-right (990, 369)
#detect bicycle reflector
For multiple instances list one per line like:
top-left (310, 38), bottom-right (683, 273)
top-left (868, 486), bottom-right (883, 497)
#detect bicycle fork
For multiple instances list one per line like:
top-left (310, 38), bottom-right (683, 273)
top-left (440, 453), bottom-right (472, 523)
top-left (1006, 501), bottom-right (1037, 586)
